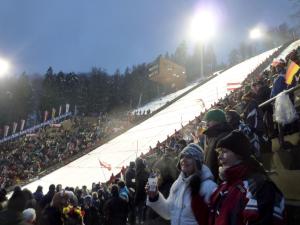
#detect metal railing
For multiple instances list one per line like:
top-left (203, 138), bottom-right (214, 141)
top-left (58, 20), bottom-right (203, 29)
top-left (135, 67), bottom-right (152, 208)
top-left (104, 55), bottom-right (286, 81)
top-left (259, 84), bottom-right (300, 108)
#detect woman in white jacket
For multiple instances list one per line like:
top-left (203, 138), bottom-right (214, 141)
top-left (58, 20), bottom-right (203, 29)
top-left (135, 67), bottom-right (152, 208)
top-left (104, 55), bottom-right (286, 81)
top-left (146, 143), bottom-right (217, 225)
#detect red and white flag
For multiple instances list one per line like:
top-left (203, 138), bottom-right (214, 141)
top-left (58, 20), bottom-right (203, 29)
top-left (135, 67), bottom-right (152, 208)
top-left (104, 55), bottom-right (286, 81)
top-left (99, 160), bottom-right (112, 171)
top-left (227, 82), bottom-right (241, 91)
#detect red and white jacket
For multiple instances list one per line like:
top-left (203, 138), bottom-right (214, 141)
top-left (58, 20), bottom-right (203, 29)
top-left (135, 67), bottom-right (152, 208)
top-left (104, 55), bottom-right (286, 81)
top-left (209, 164), bottom-right (285, 225)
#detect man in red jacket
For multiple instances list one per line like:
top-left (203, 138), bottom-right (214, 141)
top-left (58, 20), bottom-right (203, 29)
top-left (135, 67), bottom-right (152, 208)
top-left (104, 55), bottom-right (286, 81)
top-left (209, 130), bottom-right (285, 225)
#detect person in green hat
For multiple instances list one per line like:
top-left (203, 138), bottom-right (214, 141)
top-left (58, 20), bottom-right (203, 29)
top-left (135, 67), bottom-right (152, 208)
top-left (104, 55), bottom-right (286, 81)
top-left (202, 109), bottom-right (232, 181)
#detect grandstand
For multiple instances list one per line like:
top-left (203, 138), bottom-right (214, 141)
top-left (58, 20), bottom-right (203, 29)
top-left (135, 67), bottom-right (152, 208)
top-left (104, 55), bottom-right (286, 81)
top-left (22, 42), bottom-right (293, 191)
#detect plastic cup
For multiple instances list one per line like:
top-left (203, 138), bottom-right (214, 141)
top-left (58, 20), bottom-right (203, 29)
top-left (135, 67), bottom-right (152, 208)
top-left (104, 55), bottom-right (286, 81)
top-left (148, 177), bottom-right (158, 192)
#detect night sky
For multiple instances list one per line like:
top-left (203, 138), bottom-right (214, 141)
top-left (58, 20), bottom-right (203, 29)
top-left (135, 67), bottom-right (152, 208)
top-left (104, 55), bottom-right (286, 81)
top-left (0, 0), bottom-right (296, 75)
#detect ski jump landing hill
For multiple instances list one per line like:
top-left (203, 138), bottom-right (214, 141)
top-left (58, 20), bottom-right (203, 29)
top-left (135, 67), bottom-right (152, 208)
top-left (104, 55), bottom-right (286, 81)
top-left (23, 40), bottom-right (300, 192)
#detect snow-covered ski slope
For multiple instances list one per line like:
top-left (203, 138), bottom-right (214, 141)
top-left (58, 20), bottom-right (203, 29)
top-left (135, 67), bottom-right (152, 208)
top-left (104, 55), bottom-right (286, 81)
top-left (132, 82), bottom-right (199, 114)
top-left (23, 40), bottom-right (300, 192)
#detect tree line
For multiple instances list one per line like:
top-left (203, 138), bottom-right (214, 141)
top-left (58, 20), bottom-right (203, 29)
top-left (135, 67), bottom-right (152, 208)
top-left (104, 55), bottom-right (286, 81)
top-left (0, 22), bottom-right (297, 130)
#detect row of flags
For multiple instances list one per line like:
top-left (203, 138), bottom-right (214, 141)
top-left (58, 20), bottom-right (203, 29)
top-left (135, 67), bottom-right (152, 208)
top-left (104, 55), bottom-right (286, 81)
top-left (2, 103), bottom-right (71, 138)
top-left (43, 104), bottom-right (70, 122)
top-left (3, 120), bottom-right (26, 137)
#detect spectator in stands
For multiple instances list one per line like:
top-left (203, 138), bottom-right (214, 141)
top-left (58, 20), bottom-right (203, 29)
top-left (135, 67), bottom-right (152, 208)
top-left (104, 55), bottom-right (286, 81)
top-left (82, 195), bottom-right (101, 225)
top-left (82, 185), bottom-right (89, 197)
top-left (203, 109), bottom-right (232, 180)
top-left (22, 208), bottom-right (36, 224)
top-left (125, 161), bottom-right (136, 225)
top-left (135, 158), bottom-right (149, 225)
top-left (225, 110), bottom-right (241, 130)
top-left (125, 161), bottom-right (136, 191)
top-left (63, 205), bottom-right (85, 225)
top-left (146, 143), bottom-right (217, 225)
top-left (0, 187), bottom-right (28, 225)
top-left (209, 130), bottom-right (285, 225)
top-left (56, 184), bottom-right (63, 193)
top-left (103, 185), bottom-right (128, 225)
top-left (41, 191), bottom-right (70, 225)
top-left (252, 79), bottom-right (274, 138)
top-left (252, 80), bottom-right (271, 106)
top-left (270, 61), bottom-right (287, 98)
top-left (145, 152), bottom-right (178, 225)
top-left (40, 184), bottom-right (56, 210)
top-left (118, 180), bottom-right (130, 202)
top-left (23, 188), bottom-right (37, 210)
top-left (241, 91), bottom-right (264, 136)
top-left (33, 185), bottom-right (44, 204)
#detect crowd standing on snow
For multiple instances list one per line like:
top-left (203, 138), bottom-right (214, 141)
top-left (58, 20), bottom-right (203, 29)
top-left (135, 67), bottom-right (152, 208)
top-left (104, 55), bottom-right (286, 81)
top-left (0, 45), bottom-right (300, 225)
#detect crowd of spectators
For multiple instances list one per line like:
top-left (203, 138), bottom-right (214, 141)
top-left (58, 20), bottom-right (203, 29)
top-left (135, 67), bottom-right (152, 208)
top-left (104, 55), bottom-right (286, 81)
top-left (0, 114), bottom-right (133, 190)
top-left (1, 42), bottom-right (300, 224)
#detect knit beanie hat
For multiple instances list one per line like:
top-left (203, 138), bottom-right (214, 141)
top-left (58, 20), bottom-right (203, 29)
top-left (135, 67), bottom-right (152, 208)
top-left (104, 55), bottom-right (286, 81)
top-left (204, 109), bottom-right (226, 123)
top-left (22, 208), bottom-right (36, 223)
top-left (216, 130), bottom-right (252, 159)
top-left (177, 143), bottom-right (204, 170)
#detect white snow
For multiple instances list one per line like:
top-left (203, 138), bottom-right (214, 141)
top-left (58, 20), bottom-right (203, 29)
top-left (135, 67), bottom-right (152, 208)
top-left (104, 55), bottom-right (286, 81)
top-left (132, 82), bottom-right (199, 114)
top-left (22, 40), bottom-right (300, 192)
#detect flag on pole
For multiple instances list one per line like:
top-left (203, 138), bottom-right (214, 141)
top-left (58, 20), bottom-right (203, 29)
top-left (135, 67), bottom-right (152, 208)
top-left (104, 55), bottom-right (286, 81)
top-left (20, 119), bottom-right (26, 131)
top-left (227, 82), bottom-right (241, 91)
top-left (3, 125), bottom-right (9, 137)
top-left (12, 122), bottom-right (18, 134)
top-left (66, 104), bottom-right (70, 113)
top-left (74, 105), bottom-right (78, 116)
top-left (44, 111), bottom-right (49, 122)
top-left (285, 60), bottom-right (300, 85)
top-left (58, 105), bottom-right (62, 116)
top-left (51, 108), bottom-right (56, 119)
top-left (99, 160), bottom-right (112, 171)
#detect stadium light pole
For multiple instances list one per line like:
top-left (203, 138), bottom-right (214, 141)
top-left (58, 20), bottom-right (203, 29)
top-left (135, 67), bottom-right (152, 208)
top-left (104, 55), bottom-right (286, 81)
top-left (189, 9), bottom-right (217, 80)
top-left (0, 57), bottom-right (11, 78)
top-left (249, 27), bottom-right (263, 54)
top-left (249, 27), bottom-right (263, 65)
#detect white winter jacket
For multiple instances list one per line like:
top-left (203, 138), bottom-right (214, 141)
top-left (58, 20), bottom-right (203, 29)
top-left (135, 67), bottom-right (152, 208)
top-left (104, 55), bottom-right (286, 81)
top-left (146, 165), bottom-right (217, 225)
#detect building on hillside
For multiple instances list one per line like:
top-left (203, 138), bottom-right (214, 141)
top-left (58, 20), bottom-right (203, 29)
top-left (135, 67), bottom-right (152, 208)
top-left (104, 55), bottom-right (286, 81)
top-left (148, 56), bottom-right (186, 91)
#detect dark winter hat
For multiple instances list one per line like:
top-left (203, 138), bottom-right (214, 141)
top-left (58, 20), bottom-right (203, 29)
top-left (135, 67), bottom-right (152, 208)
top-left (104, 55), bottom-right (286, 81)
top-left (204, 109), bottom-right (226, 123)
top-left (49, 184), bottom-right (55, 191)
top-left (110, 185), bottom-right (119, 197)
top-left (216, 130), bottom-right (252, 159)
top-left (129, 161), bottom-right (135, 168)
top-left (177, 143), bottom-right (204, 170)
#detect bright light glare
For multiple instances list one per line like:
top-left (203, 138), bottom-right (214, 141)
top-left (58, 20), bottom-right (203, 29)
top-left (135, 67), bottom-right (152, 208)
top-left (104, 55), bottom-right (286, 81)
top-left (189, 10), bottom-right (217, 42)
top-left (0, 58), bottom-right (10, 77)
top-left (250, 28), bottom-right (262, 39)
